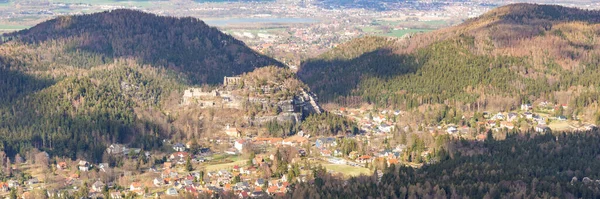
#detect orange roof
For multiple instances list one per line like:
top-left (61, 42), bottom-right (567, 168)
top-left (283, 136), bottom-right (307, 143)
top-left (501, 121), bottom-right (514, 127)
top-left (254, 187), bottom-right (262, 192)
top-left (388, 158), bottom-right (399, 164)
top-left (131, 182), bottom-right (142, 188)
top-left (477, 134), bottom-right (487, 140)
top-left (224, 184), bottom-right (231, 190)
top-left (267, 186), bottom-right (278, 193)
top-left (358, 155), bottom-right (372, 159)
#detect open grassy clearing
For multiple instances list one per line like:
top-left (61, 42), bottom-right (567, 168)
top-left (322, 163), bottom-right (370, 177)
top-left (204, 159), bottom-right (247, 171)
top-left (380, 28), bottom-right (432, 37)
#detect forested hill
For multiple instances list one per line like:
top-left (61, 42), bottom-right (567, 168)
top-left (3, 9), bottom-right (283, 84)
top-left (298, 3), bottom-right (600, 120)
top-left (0, 10), bottom-right (283, 162)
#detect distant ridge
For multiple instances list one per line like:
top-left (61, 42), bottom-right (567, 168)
top-left (5, 9), bottom-right (283, 84)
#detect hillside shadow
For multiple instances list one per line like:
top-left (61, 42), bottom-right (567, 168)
top-left (0, 67), bottom-right (165, 162)
top-left (298, 48), bottom-right (420, 102)
top-left (0, 67), bottom-right (54, 108)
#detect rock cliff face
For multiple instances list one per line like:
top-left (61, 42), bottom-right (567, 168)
top-left (180, 66), bottom-right (322, 125)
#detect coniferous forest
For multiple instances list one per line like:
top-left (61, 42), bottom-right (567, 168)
top-left (0, 9), bottom-right (282, 162)
top-left (299, 4), bottom-right (600, 116)
top-left (288, 130), bottom-right (600, 198)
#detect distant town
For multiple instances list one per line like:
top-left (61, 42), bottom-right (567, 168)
top-left (3, 0), bottom-right (599, 67)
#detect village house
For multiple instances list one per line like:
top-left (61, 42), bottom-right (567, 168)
top-left (98, 163), bottom-right (110, 172)
top-left (26, 178), bottom-right (38, 186)
top-left (0, 182), bottom-right (7, 192)
top-left (356, 155), bottom-right (373, 164)
top-left (106, 144), bottom-right (126, 155)
top-left (239, 191), bottom-right (250, 198)
top-left (493, 113), bottom-right (505, 120)
top-left (225, 148), bottom-right (238, 155)
top-left (235, 139), bottom-right (246, 152)
top-left (164, 162), bottom-right (172, 169)
top-left (7, 180), bottom-right (18, 189)
top-left (185, 186), bottom-right (199, 196)
top-left (130, 182), bottom-right (143, 194)
top-left (92, 181), bottom-right (105, 193)
top-left (533, 115), bottom-right (545, 124)
top-left (78, 160), bottom-right (90, 172)
top-left (535, 124), bottom-right (550, 133)
top-left (225, 125), bottom-right (242, 137)
top-left (110, 191), bottom-right (123, 199)
top-left (192, 156), bottom-right (206, 163)
top-left (487, 120), bottom-right (497, 127)
top-left (153, 177), bottom-right (164, 187)
top-left (315, 137), bottom-right (337, 148)
top-left (240, 167), bottom-right (254, 175)
top-left (446, 126), bottom-right (458, 134)
top-left (170, 152), bottom-right (190, 163)
top-left (507, 112), bottom-right (518, 121)
top-left (320, 149), bottom-right (332, 157)
top-left (173, 143), bottom-right (186, 152)
top-left (500, 121), bottom-right (515, 130)
top-left (69, 173), bottom-right (80, 180)
top-left (524, 112), bottom-right (533, 119)
top-left (521, 104), bottom-right (532, 111)
top-left (282, 136), bottom-right (308, 146)
top-left (387, 158), bottom-right (399, 167)
top-left (56, 162), bottom-right (68, 170)
top-left (255, 178), bottom-right (266, 187)
top-left (235, 182), bottom-right (250, 190)
top-left (373, 115), bottom-right (386, 124)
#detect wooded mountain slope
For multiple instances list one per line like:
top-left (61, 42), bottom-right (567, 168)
top-left (288, 130), bottom-right (600, 198)
top-left (3, 9), bottom-right (282, 84)
top-left (0, 10), bottom-right (283, 161)
top-left (298, 4), bottom-right (600, 121)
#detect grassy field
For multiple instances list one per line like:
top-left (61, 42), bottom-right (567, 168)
top-left (380, 29), bottom-right (432, 37)
top-left (549, 120), bottom-right (573, 131)
top-left (0, 24), bottom-right (30, 30)
top-left (361, 26), bottom-right (379, 33)
top-left (0, 1), bottom-right (12, 7)
top-left (375, 20), bottom-right (448, 26)
top-left (323, 163), bottom-right (370, 177)
top-left (205, 159), bottom-right (247, 171)
top-left (48, 0), bottom-right (157, 7)
top-left (421, 20), bottom-right (447, 26)
top-left (0, 24), bottom-right (30, 34)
